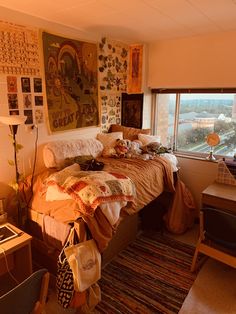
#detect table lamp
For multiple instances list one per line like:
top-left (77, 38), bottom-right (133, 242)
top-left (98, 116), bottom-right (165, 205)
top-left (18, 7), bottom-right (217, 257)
top-left (0, 115), bottom-right (26, 226)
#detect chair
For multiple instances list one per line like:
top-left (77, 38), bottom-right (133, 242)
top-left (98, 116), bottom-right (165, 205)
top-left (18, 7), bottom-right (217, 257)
top-left (191, 207), bottom-right (236, 272)
top-left (0, 268), bottom-right (50, 314)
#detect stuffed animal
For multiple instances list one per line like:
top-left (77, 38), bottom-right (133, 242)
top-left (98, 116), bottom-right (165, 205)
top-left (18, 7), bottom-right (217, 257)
top-left (126, 140), bottom-right (142, 158)
top-left (114, 139), bottom-right (129, 158)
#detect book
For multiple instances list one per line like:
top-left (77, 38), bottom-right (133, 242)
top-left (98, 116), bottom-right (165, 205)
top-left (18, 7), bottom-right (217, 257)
top-left (0, 224), bottom-right (18, 244)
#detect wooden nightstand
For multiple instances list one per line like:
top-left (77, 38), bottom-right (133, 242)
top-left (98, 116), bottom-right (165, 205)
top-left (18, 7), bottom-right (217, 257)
top-left (0, 223), bottom-right (32, 283)
top-left (202, 182), bottom-right (236, 214)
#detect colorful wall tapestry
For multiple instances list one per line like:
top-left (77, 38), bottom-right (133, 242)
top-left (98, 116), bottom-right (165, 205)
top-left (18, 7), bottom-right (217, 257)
top-left (128, 44), bottom-right (143, 94)
top-left (98, 37), bottom-right (128, 132)
top-left (42, 32), bottom-right (99, 133)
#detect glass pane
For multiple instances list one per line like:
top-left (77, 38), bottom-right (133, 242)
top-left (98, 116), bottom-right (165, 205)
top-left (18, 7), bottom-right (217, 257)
top-left (177, 93), bottom-right (236, 157)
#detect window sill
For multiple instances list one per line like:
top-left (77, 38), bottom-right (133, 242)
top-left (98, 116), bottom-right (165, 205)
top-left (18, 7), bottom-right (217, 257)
top-left (174, 152), bottom-right (219, 163)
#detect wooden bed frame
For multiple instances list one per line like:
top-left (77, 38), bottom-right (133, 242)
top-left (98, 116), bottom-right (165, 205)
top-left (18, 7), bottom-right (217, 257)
top-left (26, 188), bottom-right (173, 277)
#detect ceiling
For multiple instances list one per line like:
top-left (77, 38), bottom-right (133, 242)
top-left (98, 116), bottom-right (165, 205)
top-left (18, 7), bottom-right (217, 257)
top-left (1, 0), bottom-right (236, 43)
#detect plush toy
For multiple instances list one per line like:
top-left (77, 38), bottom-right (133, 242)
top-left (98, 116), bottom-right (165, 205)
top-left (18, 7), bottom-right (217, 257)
top-left (114, 139), bottom-right (129, 158)
top-left (126, 140), bottom-right (142, 158)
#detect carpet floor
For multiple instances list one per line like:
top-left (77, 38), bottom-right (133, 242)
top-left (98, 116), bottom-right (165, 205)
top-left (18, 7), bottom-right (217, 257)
top-left (95, 231), bottom-right (199, 314)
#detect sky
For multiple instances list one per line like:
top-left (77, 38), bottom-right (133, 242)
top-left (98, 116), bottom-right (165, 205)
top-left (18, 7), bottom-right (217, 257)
top-left (180, 94), bottom-right (234, 100)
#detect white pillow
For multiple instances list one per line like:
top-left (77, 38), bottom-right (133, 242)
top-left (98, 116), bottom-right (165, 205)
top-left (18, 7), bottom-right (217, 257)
top-left (96, 132), bottom-right (123, 148)
top-left (43, 138), bottom-right (103, 168)
top-left (138, 134), bottom-right (161, 146)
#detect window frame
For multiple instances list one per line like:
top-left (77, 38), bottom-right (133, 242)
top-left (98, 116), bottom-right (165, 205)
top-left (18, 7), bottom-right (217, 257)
top-left (151, 88), bottom-right (236, 159)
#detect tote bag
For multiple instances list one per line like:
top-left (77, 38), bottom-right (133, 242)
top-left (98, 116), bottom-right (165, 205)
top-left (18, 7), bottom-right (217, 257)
top-left (64, 227), bottom-right (101, 292)
top-left (56, 239), bottom-right (75, 308)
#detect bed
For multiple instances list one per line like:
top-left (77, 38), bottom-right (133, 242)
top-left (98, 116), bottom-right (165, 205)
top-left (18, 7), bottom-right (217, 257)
top-left (21, 130), bottom-right (178, 276)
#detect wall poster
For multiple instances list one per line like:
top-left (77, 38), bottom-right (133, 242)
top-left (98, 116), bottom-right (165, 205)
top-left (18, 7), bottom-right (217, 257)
top-left (121, 93), bottom-right (143, 129)
top-left (128, 44), bottom-right (143, 94)
top-left (42, 32), bottom-right (99, 133)
top-left (0, 20), bottom-right (40, 76)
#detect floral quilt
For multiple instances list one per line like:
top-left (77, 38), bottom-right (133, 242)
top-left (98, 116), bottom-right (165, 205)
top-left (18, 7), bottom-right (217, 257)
top-left (41, 167), bottom-right (136, 216)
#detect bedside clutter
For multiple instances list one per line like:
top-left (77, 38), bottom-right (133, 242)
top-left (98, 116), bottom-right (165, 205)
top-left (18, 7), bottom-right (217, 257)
top-left (0, 199), bottom-right (7, 224)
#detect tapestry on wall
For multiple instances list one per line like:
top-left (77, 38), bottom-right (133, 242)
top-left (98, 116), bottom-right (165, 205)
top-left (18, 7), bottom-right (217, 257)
top-left (42, 32), bottom-right (99, 133)
top-left (128, 44), bottom-right (143, 94)
top-left (98, 37), bottom-right (128, 132)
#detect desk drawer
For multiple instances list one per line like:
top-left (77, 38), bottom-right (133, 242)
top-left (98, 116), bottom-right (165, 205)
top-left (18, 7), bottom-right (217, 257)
top-left (202, 194), bottom-right (236, 213)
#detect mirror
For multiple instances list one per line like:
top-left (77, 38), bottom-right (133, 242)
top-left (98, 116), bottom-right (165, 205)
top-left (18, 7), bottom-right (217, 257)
top-left (206, 132), bottom-right (220, 161)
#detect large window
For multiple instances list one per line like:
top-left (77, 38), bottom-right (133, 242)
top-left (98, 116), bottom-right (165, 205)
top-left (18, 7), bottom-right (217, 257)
top-left (153, 90), bottom-right (236, 158)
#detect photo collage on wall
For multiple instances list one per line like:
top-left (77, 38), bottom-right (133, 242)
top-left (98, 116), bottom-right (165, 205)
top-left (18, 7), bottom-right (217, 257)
top-left (7, 76), bottom-right (44, 125)
top-left (98, 37), bottom-right (129, 132)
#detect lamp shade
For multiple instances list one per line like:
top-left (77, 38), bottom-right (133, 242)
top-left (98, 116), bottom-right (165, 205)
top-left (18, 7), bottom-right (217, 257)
top-left (0, 115), bottom-right (26, 126)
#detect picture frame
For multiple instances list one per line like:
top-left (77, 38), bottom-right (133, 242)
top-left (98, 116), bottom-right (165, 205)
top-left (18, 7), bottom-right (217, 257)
top-left (121, 93), bottom-right (143, 129)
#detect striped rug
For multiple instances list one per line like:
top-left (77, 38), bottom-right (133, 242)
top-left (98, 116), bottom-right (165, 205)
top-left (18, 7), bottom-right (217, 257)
top-left (95, 231), bottom-right (198, 314)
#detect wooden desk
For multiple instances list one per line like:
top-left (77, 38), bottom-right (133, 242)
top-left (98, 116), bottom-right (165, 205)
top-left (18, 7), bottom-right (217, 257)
top-left (202, 182), bottom-right (236, 213)
top-left (0, 223), bottom-right (32, 283)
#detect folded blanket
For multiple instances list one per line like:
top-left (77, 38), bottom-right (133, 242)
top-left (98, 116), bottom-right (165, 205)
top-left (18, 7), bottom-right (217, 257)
top-left (41, 167), bottom-right (136, 217)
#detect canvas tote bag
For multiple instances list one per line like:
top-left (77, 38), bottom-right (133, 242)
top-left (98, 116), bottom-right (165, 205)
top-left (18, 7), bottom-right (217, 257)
top-left (64, 226), bottom-right (101, 292)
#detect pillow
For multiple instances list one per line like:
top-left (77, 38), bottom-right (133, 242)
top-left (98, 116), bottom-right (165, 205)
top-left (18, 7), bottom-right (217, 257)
top-left (96, 132), bottom-right (123, 148)
top-left (138, 134), bottom-right (161, 146)
top-left (43, 138), bottom-right (103, 168)
top-left (109, 124), bottom-right (151, 141)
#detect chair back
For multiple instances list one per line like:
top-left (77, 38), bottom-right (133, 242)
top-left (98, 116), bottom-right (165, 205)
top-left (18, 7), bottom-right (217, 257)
top-left (0, 268), bottom-right (49, 314)
top-left (203, 207), bottom-right (236, 249)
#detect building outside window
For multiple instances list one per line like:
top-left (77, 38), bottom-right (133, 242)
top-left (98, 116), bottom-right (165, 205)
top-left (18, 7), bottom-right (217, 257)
top-left (153, 91), bottom-right (236, 158)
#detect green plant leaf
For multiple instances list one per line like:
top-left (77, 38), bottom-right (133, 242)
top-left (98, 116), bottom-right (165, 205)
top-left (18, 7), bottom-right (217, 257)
top-left (16, 143), bottom-right (24, 152)
top-left (8, 160), bottom-right (15, 166)
top-left (9, 181), bottom-right (19, 192)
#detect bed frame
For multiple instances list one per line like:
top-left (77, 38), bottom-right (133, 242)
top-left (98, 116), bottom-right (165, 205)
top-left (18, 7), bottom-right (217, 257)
top-left (26, 188), bottom-right (173, 278)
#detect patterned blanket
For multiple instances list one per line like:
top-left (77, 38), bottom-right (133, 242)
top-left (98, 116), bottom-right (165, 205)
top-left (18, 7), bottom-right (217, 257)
top-left (42, 166), bottom-right (136, 216)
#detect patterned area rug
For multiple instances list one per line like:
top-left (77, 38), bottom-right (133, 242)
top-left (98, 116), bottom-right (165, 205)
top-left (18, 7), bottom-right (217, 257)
top-left (95, 231), bottom-right (199, 314)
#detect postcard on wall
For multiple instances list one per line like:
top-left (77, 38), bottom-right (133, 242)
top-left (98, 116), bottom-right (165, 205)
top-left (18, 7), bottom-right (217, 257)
top-left (21, 77), bottom-right (31, 93)
top-left (24, 109), bottom-right (33, 124)
top-left (35, 95), bottom-right (43, 106)
top-left (33, 77), bottom-right (42, 93)
top-left (7, 94), bottom-right (18, 109)
top-left (35, 109), bottom-right (44, 124)
top-left (9, 110), bottom-right (19, 116)
top-left (23, 94), bottom-right (32, 109)
top-left (42, 32), bottom-right (99, 133)
top-left (7, 76), bottom-right (17, 93)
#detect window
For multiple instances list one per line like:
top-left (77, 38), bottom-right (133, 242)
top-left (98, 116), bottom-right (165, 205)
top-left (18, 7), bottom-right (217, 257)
top-left (152, 90), bottom-right (236, 158)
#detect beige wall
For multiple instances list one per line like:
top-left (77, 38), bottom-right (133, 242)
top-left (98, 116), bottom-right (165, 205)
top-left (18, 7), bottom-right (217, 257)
top-left (177, 157), bottom-right (218, 212)
top-left (148, 30), bottom-right (236, 88)
top-left (146, 32), bottom-right (234, 211)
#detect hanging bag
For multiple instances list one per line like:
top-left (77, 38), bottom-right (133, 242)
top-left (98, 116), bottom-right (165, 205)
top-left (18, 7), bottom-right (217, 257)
top-left (64, 226), bottom-right (101, 292)
top-left (56, 227), bottom-right (75, 308)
